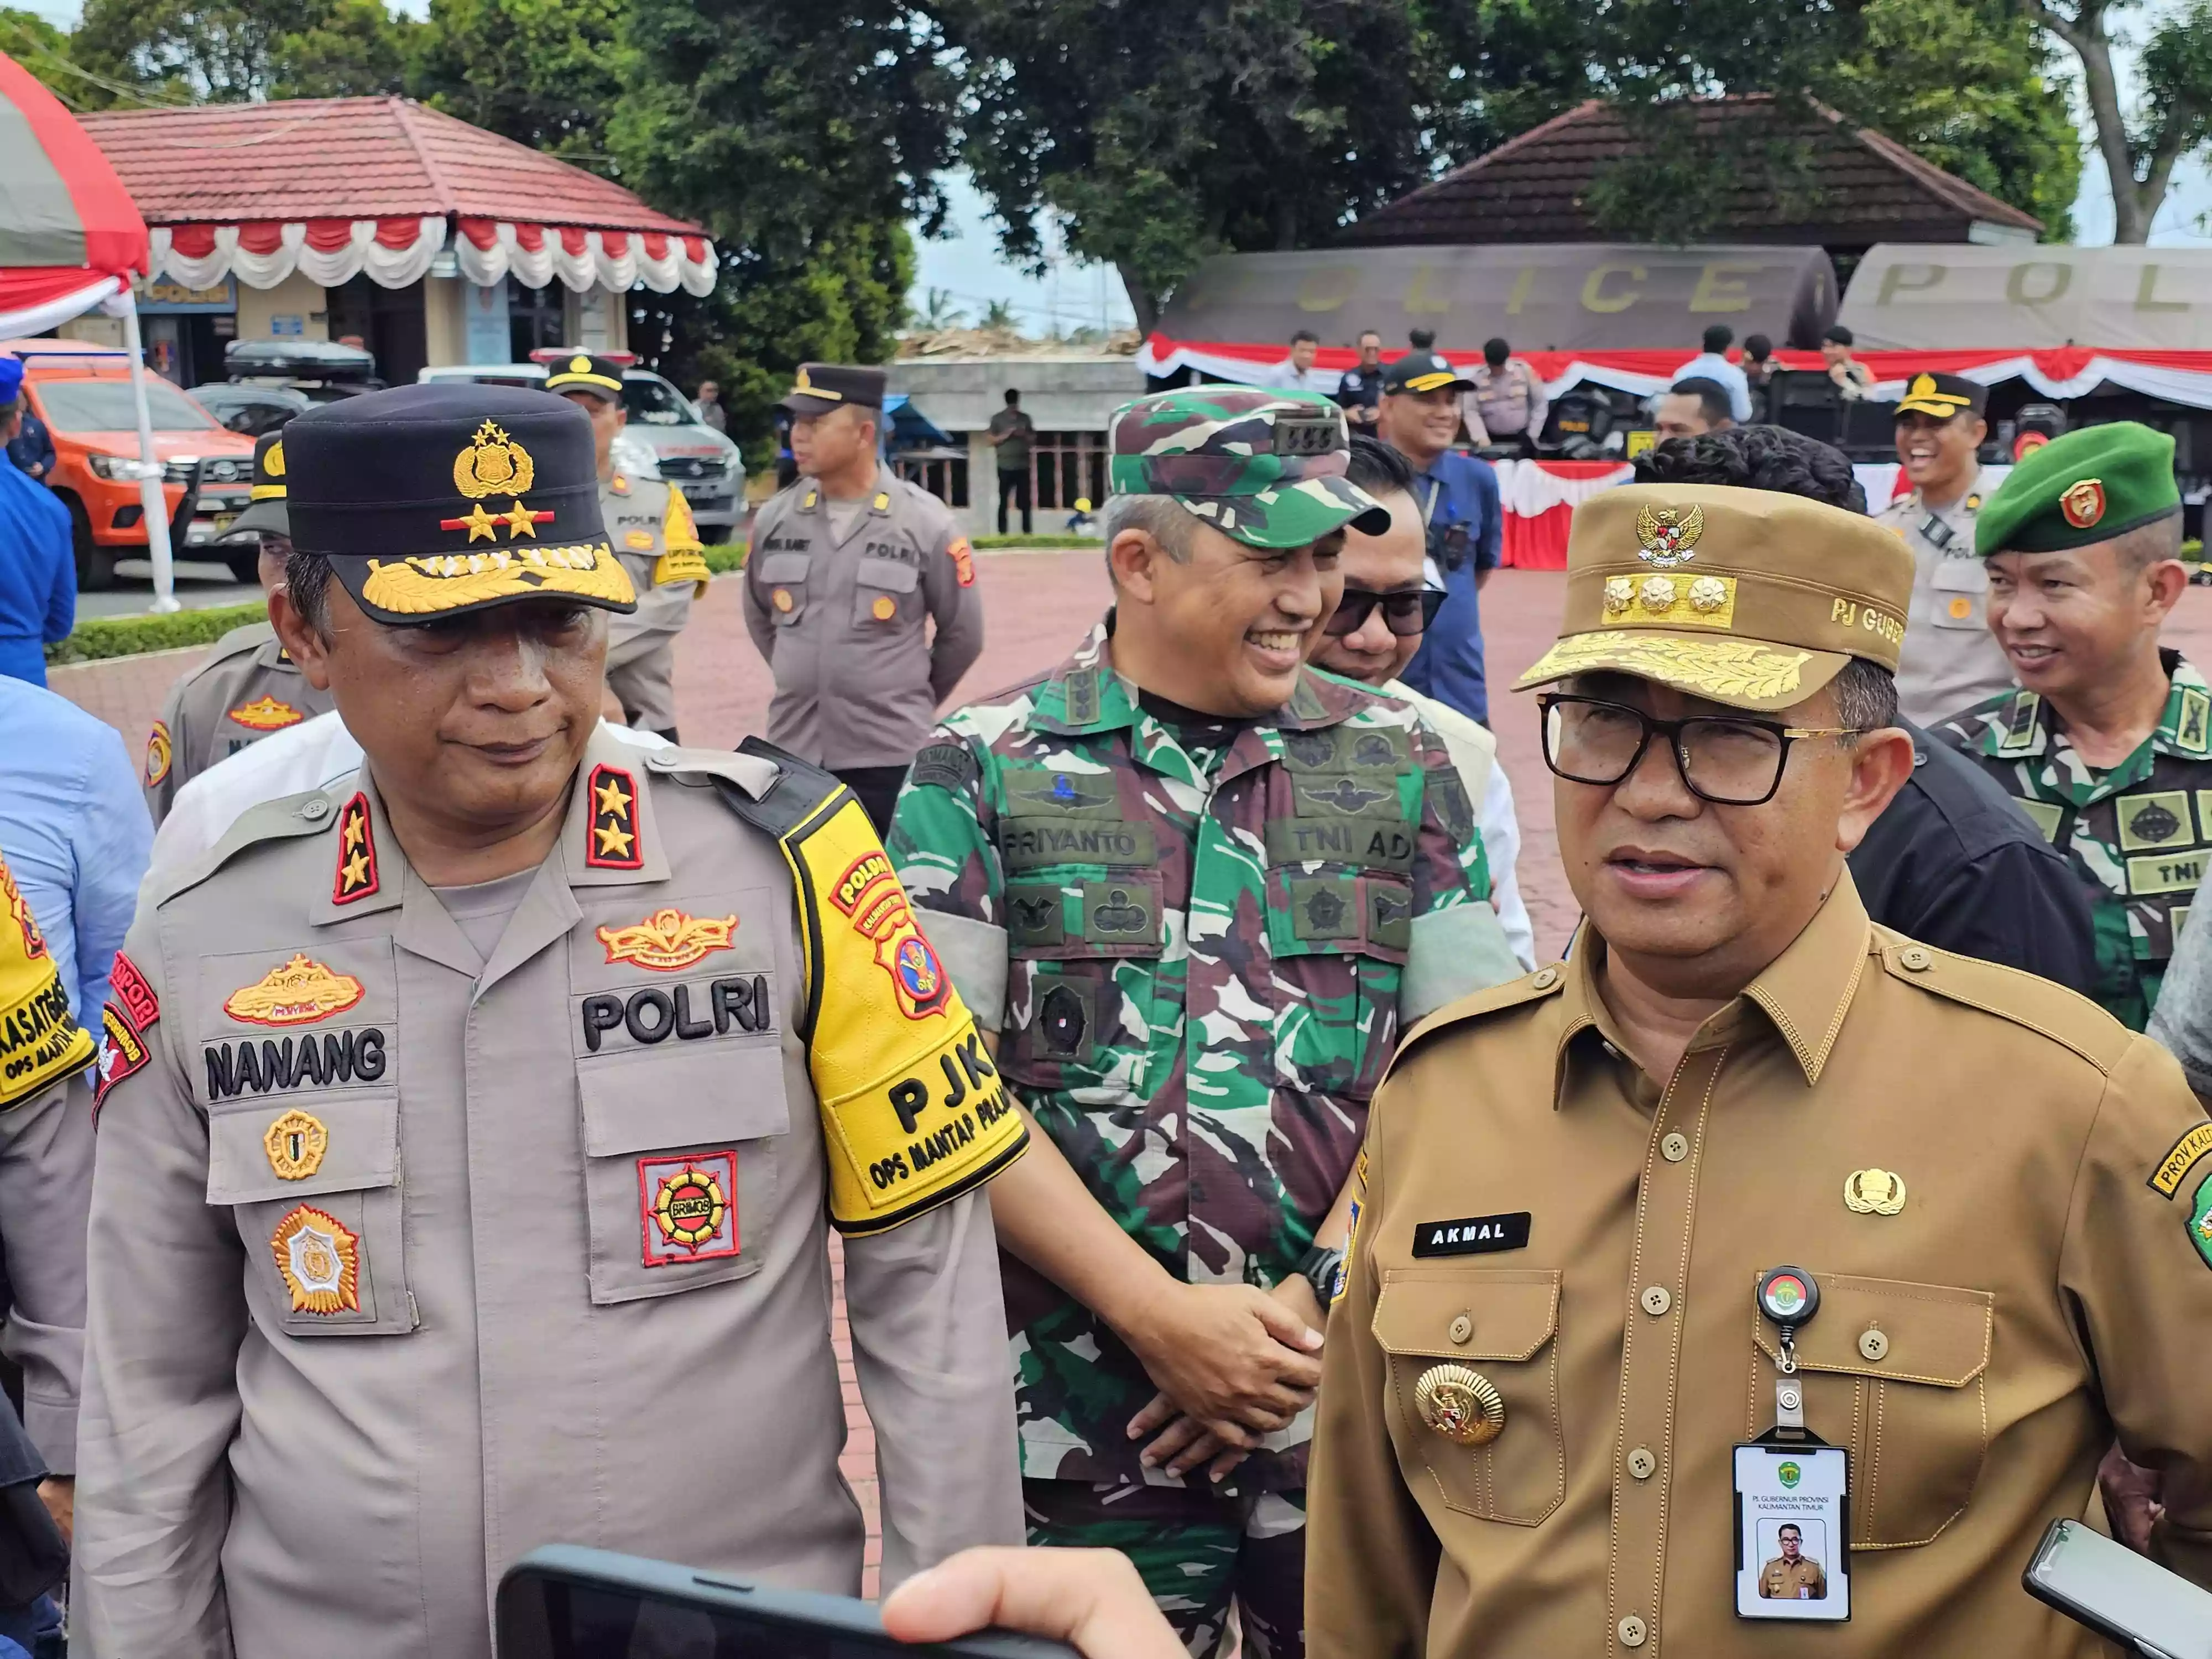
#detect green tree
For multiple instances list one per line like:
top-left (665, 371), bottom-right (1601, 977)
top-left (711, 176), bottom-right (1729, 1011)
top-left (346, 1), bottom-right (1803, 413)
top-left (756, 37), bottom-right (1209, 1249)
top-left (65, 0), bottom-right (409, 105)
top-left (405, 0), bottom-right (623, 163)
top-left (2023, 0), bottom-right (2212, 242)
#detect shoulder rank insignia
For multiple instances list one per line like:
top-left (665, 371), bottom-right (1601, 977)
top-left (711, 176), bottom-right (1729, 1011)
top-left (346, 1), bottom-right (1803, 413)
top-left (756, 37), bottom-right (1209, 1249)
top-left (333, 792), bottom-right (380, 904)
top-left (270, 1204), bottom-right (360, 1314)
top-left (587, 764), bottom-right (643, 869)
top-left (144, 720), bottom-right (173, 787)
top-left (611, 473), bottom-right (632, 496)
top-left (598, 907), bottom-right (738, 971)
top-left (224, 953), bottom-right (366, 1027)
top-left (228, 695), bottom-right (305, 732)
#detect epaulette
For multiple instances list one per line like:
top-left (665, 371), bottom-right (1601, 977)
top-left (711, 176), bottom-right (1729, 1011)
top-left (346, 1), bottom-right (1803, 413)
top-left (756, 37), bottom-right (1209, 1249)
top-left (641, 743), bottom-right (786, 811)
top-left (1395, 961), bottom-right (1569, 1061)
top-left (1874, 933), bottom-right (2132, 1076)
top-left (151, 783), bottom-right (346, 907)
top-left (663, 736), bottom-right (847, 842)
top-left (177, 620), bottom-right (273, 682)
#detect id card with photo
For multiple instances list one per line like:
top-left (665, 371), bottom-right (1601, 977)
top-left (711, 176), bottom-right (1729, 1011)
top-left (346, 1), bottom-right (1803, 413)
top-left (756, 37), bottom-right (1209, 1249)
top-left (1734, 1443), bottom-right (1850, 1621)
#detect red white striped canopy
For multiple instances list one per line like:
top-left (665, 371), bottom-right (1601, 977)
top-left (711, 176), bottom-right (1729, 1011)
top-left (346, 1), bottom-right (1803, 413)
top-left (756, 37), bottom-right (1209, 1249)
top-left (0, 51), bottom-right (149, 335)
top-left (147, 217), bottom-right (717, 296)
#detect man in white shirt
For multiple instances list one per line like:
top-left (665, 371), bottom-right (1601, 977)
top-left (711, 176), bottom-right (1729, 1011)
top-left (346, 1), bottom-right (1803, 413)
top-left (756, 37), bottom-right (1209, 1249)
top-left (1305, 435), bottom-right (1537, 969)
top-left (1675, 324), bottom-right (1754, 423)
top-left (1272, 330), bottom-right (1330, 393)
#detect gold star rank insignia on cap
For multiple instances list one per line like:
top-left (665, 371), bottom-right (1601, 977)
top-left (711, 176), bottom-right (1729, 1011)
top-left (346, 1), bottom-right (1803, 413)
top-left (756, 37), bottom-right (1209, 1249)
top-left (441, 502), bottom-right (502, 543)
top-left (586, 764), bottom-right (642, 869)
top-left (333, 792), bottom-right (380, 904)
top-left (502, 500), bottom-right (552, 539)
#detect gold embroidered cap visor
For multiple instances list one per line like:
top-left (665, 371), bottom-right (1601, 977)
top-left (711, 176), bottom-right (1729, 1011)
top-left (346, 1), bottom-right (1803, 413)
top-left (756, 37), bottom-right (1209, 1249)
top-left (1514, 483), bottom-right (1916, 714)
top-left (282, 382), bottom-right (637, 624)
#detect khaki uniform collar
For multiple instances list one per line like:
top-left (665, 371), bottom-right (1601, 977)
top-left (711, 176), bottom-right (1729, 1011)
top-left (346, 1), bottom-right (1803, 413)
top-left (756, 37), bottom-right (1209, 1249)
top-left (1554, 872), bottom-right (1874, 1098)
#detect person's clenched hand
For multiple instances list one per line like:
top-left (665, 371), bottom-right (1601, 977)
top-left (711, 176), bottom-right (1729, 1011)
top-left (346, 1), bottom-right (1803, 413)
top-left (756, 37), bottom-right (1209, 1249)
top-left (1119, 1280), bottom-right (1321, 1448)
top-left (2098, 1443), bottom-right (2164, 1553)
top-left (883, 1546), bottom-right (1182, 1657)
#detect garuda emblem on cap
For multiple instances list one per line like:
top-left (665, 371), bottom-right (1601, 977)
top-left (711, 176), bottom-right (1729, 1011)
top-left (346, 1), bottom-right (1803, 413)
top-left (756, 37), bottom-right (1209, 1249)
top-left (1636, 503), bottom-right (1705, 567)
top-left (453, 420), bottom-right (536, 500)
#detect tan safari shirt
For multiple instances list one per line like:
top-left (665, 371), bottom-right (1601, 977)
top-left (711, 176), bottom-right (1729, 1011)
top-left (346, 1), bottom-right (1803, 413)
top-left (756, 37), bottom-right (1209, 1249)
top-left (1310, 874), bottom-right (2212, 1658)
top-left (143, 622), bottom-right (336, 825)
top-left (74, 727), bottom-right (1023, 1658)
top-left (1876, 473), bottom-right (2016, 727)
top-left (743, 469), bottom-right (986, 770)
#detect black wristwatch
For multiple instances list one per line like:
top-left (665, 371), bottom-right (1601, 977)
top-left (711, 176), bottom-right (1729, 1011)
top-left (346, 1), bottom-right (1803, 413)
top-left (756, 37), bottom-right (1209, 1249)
top-left (1297, 1244), bottom-right (1347, 1305)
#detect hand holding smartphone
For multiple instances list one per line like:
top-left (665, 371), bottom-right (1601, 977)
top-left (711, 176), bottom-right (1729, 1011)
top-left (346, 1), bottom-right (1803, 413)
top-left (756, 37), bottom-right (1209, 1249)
top-left (2023, 1517), bottom-right (2212, 1659)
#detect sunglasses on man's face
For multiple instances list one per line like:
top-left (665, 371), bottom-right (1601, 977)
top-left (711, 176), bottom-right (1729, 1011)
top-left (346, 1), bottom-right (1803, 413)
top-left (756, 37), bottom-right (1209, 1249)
top-left (1324, 586), bottom-right (1446, 638)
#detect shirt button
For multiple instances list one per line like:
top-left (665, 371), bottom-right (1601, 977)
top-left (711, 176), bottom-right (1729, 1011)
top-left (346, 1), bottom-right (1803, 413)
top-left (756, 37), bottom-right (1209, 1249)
top-left (1660, 1131), bottom-right (1689, 1163)
top-left (1627, 1446), bottom-right (1657, 1480)
top-left (1532, 966), bottom-right (1559, 990)
top-left (1640, 1285), bottom-right (1672, 1317)
top-left (299, 797), bottom-right (330, 821)
top-left (1449, 1314), bottom-right (1473, 1345)
top-left (1859, 1328), bottom-right (1890, 1362)
top-left (1619, 1614), bottom-right (1649, 1647)
top-left (1900, 946), bottom-right (1933, 971)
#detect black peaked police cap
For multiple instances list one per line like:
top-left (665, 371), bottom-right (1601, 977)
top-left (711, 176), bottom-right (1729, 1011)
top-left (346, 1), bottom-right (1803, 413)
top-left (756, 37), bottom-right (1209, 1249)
top-left (284, 383), bottom-right (635, 625)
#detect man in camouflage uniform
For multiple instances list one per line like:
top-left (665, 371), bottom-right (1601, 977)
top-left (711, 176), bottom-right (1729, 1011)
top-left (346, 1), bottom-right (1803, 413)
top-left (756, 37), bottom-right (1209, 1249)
top-left (888, 387), bottom-right (1524, 1657)
top-left (144, 430), bottom-right (335, 823)
top-left (548, 352), bottom-right (708, 740)
top-left (1936, 422), bottom-right (2202, 1029)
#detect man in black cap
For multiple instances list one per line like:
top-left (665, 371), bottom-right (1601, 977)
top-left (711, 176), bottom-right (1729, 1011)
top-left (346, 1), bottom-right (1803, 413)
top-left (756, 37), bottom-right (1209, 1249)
top-left (545, 352), bottom-right (708, 741)
top-left (1876, 370), bottom-right (2013, 725)
top-left (1373, 346), bottom-right (1502, 723)
top-left (143, 428), bottom-right (336, 823)
top-left (72, 382), bottom-right (1028, 1656)
top-left (743, 362), bottom-right (988, 833)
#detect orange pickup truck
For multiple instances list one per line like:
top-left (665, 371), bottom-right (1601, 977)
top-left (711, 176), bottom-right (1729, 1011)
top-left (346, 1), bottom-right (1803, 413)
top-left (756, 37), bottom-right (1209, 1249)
top-left (5, 339), bottom-right (259, 590)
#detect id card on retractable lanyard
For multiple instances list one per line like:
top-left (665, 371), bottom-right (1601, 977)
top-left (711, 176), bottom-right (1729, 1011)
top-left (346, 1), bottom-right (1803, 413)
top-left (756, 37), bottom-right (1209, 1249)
top-left (1734, 1266), bottom-right (1852, 1622)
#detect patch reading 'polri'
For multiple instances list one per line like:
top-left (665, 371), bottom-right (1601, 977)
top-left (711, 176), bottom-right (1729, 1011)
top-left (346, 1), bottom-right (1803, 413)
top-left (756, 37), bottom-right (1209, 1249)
top-left (1411, 1212), bottom-right (1532, 1257)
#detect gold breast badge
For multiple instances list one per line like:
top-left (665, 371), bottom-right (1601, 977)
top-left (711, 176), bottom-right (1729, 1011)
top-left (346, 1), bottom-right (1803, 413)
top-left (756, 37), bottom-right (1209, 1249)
top-left (1414, 1364), bottom-right (1506, 1447)
top-left (1843, 1167), bottom-right (1908, 1215)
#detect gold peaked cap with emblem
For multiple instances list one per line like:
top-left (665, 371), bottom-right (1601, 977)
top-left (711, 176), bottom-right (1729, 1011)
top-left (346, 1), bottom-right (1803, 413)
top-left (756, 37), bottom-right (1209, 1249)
top-left (1515, 483), bottom-right (1915, 713)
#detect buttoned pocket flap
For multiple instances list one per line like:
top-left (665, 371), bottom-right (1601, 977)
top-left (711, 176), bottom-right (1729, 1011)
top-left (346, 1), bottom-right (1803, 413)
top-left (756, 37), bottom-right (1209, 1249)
top-left (1755, 1274), bottom-right (1991, 1387)
top-left (1931, 561), bottom-right (1988, 594)
top-left (1374, 1269), bottom-right (1560, 1361)
top-left (206, 1088), bottom-right (399, 1206)
top-left (577, 1045), bottom-right (790, 1156)
top-left (857, 558), bottom-right (920, 593)
top-left (758, 552), bottom-right (811, 584)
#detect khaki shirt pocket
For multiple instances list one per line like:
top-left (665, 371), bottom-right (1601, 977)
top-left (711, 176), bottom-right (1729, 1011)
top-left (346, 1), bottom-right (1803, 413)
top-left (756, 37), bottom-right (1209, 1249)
top-left (757, 551), bottom-right (811, 628)
top-left (576, 1044), bottom-right (788, 1306)
top-left (1374, 1267), bottom-right (1564, 1526)
top-left (1752, 1274), bottom-right (1992, 1548)
top-left (1930, 558), bottom-right (1990, 631)
top-left (852, 555), bottom-right (919, 628)
top-left (207, 1088), bottom-right (415, 1337)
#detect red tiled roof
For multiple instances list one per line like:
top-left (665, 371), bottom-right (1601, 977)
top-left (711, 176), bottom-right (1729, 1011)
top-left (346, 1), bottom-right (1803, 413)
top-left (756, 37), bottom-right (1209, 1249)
top-left (76, 97), bottom-right (702, 234)
top-left (1344, 95), bottom-right (2042, 248)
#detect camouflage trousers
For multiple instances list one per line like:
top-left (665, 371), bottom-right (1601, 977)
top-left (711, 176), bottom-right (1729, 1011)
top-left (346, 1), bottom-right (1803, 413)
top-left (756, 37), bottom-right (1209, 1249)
top-left (1022, 1477), bottom-right (1306, 1659)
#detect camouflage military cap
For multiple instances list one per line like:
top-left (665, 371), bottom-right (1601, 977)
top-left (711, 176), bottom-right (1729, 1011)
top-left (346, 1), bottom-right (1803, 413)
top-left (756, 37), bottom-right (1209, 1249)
top-left (1975, 421), bottom-right (2181, 557)
top-left (1107, 387), bottom-right (1391, 550)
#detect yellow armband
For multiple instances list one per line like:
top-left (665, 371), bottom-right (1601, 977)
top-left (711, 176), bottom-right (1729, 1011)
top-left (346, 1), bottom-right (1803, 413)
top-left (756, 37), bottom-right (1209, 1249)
top-left (0, 852), bottom-right (96, 1108)
top-left (651, 484), bottom-right (711, 595)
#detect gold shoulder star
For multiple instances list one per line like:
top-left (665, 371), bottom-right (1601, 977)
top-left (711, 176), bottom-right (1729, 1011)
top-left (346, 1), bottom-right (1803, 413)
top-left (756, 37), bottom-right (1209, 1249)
top-left (340, 849), bottom-right (371, 889)
top-left (593, 821), bottom-right (635, 858)
top-left (342, 813), bottom-right (366, 851)
top-left (594, 776), bottom-right (632, 816)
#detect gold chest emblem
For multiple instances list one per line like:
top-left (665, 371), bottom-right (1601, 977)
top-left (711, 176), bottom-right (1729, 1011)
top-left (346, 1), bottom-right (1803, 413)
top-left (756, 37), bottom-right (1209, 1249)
top-left (1414, 1363), bottom-right (1506, 1446)
top-left (264, 1109), bottom-right (328, 1180)
top-left (1843, 1167), bottom-right (1908, 1215)
top-left (227, 694), bottom-right (304, 732)
top-left (452, 419), bottom-right (536, 499)
top-left (1635, 503), bottom-right (1705, 567)
top-left (224, 953), bottom-right (366, 1027)
top-left (596, 907), bottom-right (740, 972)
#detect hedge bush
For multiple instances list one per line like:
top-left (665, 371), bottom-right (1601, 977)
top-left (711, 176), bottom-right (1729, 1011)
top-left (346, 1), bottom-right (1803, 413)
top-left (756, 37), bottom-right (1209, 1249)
top-left (973, 534), bottom-right (1101, 550)
top-left (47, 602), bottom-right (268, 666)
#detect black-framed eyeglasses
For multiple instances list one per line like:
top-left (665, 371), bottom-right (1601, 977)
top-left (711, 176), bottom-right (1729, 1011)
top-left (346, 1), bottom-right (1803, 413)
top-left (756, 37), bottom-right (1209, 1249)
top-left (1537, 693), bottom-right (1866, 806)
top-left (1324, 586), bottom-right (1446, 638)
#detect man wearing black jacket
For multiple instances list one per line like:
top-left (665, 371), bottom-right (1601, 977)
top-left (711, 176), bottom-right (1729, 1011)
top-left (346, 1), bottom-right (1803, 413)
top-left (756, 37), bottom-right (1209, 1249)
top-left (1633, 426), bottom-right (2096, 994)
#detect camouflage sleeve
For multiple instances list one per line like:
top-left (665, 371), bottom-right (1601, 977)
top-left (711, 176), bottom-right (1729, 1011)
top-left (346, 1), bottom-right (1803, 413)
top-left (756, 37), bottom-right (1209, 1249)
top-left (887, 724), bottom-right (1008, 1029)
top-left (1402, 720), bottom-right (1521, 1019)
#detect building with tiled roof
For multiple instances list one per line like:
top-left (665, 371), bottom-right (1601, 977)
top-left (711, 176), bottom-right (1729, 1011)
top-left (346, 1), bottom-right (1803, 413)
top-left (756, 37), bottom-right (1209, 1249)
top-left (62, 97), bottom-right (714, 388)
top-left (1344, 95), bottom-right (2043, 264)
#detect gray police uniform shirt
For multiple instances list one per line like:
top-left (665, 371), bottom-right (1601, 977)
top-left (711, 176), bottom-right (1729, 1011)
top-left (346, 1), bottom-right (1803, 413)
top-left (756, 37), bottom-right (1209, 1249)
top-left (144, 622), bottom-right (337, 825)
top-left (72, 727), bottom-right (1021, 1658)
top-left (1878, 473), bottom-right (2017, 727)
top-left (602, 472), bottom-right (707, 732)
top-left (743, 471), bottom-right (986, 770)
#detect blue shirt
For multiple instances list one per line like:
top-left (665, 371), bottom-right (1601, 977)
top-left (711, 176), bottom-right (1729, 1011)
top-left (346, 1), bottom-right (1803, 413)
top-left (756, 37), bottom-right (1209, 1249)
top-left (7, 411), bottom-right (56, 481)
top-left (1676, 351), bottom-right (1754, 422)
top-left (0, 464), bottom-right (73, 688)
top-left (1397, 449), bottom-right (1502, 724)
top-left (0, 676), bottom-right (152, 1029)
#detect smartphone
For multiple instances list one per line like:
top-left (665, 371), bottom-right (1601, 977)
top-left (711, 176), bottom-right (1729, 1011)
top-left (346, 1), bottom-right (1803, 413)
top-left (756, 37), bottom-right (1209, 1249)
top-left (497, 1545), bottom-right (1082, 1659)
top-left (2022, 1517), bottom-right (2212, 1659)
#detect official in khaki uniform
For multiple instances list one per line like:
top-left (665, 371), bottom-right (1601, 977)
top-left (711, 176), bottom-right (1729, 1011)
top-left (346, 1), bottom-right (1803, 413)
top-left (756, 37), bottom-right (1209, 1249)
top-left (545, 352), bottom-right (707, 741)
top-left (743, 364), bottom-right (987, 834)
top-left (1308, 483), bottom-right (2212, 1657)
top-left (1875, 372), bottom-right (2014, 727)
top-left (1757, 1525), bottom-right (1828, 1600)
top-left (73, 384), bottom-right (1028, 1658)
top-left (144, 430), bottom-right (335, 823)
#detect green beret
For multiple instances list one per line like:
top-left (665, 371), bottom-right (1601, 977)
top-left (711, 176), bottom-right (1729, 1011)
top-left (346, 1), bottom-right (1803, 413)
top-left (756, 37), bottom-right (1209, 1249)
top-left (1975, 421), bottom-right (2180, 557)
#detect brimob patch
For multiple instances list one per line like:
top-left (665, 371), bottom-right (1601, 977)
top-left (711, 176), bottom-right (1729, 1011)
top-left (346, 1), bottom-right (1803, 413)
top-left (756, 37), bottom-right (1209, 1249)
top-left (639, 1151), bottom-right (740, 1266)
top-left (270, 1204), bottom-right (361, 1314)
top-left (1411, 1212), bottom-right (1532, 1257)
top-left (93, 1003), bottom-right (151, 1117)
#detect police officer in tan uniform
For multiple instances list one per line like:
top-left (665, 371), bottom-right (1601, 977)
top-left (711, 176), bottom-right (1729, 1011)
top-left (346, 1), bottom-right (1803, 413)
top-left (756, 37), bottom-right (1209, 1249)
top-left (546, 352), bottom-right (707, 741)
top-left (144, 430), bottom-right (335, 822)
top-left (743, 363), bottom-right (986, 833)
top-left (73, 384), bottom-right (1028, 1658)
top-left (1308, 484), bottom-right (2212, 1657)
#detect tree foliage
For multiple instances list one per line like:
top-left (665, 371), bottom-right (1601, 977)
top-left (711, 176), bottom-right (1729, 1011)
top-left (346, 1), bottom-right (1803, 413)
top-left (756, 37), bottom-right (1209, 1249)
top-left (66, 0), bottom-right (411, 103)
top-left (406, 0), bottom-right (623, 163)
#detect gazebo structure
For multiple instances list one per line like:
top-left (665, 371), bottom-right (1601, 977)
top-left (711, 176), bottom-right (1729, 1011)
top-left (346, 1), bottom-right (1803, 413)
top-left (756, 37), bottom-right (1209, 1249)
top-left (67, 96), bottom-right (715, 387)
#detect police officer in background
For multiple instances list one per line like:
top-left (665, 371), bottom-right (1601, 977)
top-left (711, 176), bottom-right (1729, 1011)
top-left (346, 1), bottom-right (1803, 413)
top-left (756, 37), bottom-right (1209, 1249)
top-left (1877, 372), bottom-right (2013, 726)
top-left (144, 430), bottom-right (336, 823)
top-left (73, 384), bottom-right (1027, 1657)
top-left (1310, 481), bottom-right (2212, 1657)
top-left (744, 364), bottom-right (986, 834)
top-left (546, 352), bottom-right (708, 742)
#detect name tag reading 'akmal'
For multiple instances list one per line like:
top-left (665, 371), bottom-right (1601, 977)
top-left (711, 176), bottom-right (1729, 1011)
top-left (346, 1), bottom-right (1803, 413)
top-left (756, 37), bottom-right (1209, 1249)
top-left (1411, 1212), bottom-right (1532, 1257)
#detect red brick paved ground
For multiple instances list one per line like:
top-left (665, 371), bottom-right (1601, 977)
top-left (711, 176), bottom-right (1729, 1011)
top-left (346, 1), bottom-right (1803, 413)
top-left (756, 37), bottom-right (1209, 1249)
top-left (50, 556), bottom-right (2212, 1596)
